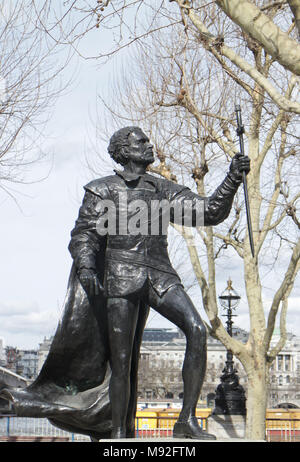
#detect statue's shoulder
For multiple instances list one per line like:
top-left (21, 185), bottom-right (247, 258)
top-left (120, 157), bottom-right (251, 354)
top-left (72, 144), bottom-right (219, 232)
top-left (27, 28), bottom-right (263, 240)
top-left (84, 175), bottom-right (117, 198)
top-left (144, 173), bottom-right (186, 193)
top-left (144, 173), bottom-right (171, 187)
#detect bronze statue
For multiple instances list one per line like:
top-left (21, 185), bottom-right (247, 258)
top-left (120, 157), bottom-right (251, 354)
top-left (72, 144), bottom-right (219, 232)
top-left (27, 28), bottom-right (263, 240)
top-left (1, 126), bottom-right (250, 441)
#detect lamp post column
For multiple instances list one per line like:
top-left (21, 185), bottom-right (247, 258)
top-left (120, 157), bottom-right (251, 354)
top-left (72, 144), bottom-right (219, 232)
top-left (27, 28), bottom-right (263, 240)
top-left (213, 279), bottom-right (246, 415)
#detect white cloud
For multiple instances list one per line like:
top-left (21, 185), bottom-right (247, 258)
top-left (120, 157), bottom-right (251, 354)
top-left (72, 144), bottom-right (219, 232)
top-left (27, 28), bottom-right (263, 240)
top-left (0, 301), bottom-right (59, 349)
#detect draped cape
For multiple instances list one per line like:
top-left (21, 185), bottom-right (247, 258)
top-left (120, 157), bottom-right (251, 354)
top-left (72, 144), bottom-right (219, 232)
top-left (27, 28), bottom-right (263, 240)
top-left (0, 247), bottom-right (149, 440)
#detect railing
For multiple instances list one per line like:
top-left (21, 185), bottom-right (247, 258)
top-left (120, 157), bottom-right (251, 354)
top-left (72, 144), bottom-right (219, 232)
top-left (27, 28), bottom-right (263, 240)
top-left (0, 415), bottom-right (206, 442)
top-left (2, 414), bottom-right (300, 442)
top-left (266, 418), bottom-right (300, 442)
top-left (0, 415), bottom-right (90, 442)
top-left (135, 415), bottom-right (207, 438)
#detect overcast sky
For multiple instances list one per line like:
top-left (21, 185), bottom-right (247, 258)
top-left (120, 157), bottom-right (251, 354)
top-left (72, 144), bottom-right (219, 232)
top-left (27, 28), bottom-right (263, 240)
top-left (0, 29), bottom-right (299, 351)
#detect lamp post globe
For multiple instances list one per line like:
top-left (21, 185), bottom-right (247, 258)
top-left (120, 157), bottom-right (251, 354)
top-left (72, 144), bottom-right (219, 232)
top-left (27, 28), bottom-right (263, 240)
top-left (213, 279), bottom-right (246, 415)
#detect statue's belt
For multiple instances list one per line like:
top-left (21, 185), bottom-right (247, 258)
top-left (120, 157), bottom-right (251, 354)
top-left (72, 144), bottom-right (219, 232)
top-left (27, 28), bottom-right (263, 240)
top-left (105, 248), bottom-right (178, 275)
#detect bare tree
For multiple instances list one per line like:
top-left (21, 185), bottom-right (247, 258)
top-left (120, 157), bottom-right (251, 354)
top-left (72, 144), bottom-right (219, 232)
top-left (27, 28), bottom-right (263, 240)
top-left (0, 1), bottom-right (72, 198)
top-left (91, 10), bottom-right (300, 439)
top-left (29, 0), bottom-right (299, 440)
top-left (35, 1), bottom-right (300, 113)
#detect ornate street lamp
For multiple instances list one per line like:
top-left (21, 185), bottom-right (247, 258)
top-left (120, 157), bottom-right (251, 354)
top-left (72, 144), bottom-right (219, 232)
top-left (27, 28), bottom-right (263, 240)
top-left (213, 279), bottom-right (246, 415)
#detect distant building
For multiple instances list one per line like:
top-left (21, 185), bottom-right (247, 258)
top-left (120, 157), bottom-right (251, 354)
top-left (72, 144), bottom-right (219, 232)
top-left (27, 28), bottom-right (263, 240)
top-left (3, 346), bottom-right (38, 381)
top-left (16, 350), bottom-right (38, 380)
top-left (268, 330), bottom-right (300, 409)
top-left (4, 346), bottom-right (20, 374)
top-left (37, 336), bottom-right (53, 374)
top-left (142, 328), bottom-right (180, 343)
top-left (138, 327), bottom-right (300, 409)
top-left (0, 338), bottom-right (5, 367)
top-left (139, 328), bottom-right (186, 400)
top-left (36, 327), bottom-right (300, 409)
top-left (138, 326), bottom-right (249, 405)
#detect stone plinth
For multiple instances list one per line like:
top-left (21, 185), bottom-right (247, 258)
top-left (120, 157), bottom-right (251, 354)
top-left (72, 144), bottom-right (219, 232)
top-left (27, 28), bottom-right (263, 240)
top-left (207, 414), bottom-right (246, 439)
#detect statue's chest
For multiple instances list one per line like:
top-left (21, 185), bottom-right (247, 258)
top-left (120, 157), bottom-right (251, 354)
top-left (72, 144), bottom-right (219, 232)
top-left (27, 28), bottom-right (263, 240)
top-left (109, 180), bottom-right (162, 211)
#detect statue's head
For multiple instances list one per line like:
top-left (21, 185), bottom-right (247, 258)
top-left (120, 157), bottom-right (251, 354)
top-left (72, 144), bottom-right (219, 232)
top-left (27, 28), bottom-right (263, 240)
top-left (108, 126), bottom-right (154, 166)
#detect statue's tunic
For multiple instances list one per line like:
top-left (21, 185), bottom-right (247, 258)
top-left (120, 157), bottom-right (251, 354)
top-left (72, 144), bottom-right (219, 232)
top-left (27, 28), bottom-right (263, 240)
top-left (69, 170), bottom-right (240, 298)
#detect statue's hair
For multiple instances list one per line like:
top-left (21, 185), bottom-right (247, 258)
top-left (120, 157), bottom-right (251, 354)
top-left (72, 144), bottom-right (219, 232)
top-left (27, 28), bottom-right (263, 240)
top-left (107, 126), bottom-right (142, 166)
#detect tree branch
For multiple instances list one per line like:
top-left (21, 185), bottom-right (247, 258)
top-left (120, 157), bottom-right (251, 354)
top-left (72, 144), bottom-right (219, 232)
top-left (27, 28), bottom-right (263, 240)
top-left (258, 76), bottom-right (298, 171)
top-left (268, 297), bottom-right (289, 360)
top-left (264, 238), bottom-right (300, 349)
top-left (178, 3), bottom-right (300, 113)
top-left (287, 0), bottom-right (300, 38)
top-left (215, 0), bottom-right (300, 75)
top-left (177, 89), bottom-right (237, 157)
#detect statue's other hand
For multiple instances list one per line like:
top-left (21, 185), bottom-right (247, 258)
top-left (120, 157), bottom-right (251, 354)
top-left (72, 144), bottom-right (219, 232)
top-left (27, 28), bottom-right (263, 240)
top-left (78, 268), bottom-right (104, 297)
top-left (229, 153), bottom-right (250, 182)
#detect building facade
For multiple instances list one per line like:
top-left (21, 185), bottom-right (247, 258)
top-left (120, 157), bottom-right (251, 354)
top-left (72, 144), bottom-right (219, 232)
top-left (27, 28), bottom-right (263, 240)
top-left (138, 327), bottom-right (300, 409)
top-left (16, 350), bottom-right (38, 380)
top-left (0, 338), bottom-right (5, 367)
top-left (4, 347), bottom-right (39, 380)
top-left (268, 330), bottom-right (300, 408)
top-left (138, 327), bottom-right (249, 406)
top-left (37, 336), bottom-right (53, 373)
top-left (33, 327), bottom-right (300, 409)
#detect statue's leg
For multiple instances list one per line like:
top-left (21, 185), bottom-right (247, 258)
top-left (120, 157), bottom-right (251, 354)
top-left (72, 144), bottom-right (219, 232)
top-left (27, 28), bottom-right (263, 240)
top-left (106, 297), bottom-right (140, 439)
top-left (126, 301), bottom-right (150, 437)
top-left (148, 285), bottom-right (216, 440)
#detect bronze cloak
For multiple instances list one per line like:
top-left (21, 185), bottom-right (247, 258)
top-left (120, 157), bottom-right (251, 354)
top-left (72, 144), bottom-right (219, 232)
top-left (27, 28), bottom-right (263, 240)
top-left (0, 247), bottom-right (149, 440)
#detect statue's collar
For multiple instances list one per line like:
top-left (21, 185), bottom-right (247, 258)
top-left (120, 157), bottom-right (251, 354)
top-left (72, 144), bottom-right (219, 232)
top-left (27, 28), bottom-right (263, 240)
top-left (114, 169), bottom-right (157, 186)
top-left (114, 169), bottom-right (143, 182)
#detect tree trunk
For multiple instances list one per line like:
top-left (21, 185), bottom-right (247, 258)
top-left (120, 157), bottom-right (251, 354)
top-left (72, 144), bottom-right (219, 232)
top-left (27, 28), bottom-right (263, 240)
top-left (244, 358), bottom-right (268, 440)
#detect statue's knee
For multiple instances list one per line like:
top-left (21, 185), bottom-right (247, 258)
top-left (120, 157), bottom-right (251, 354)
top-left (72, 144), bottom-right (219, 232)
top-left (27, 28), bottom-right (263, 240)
top-left (112, 351), bottom-right (131, 378)
top-left (188, 320), bottom-right (207, 342)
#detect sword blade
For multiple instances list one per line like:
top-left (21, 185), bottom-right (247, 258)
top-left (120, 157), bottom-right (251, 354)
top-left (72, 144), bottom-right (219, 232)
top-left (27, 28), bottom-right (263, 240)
top-left (235, 105), bottom-right (255, 258)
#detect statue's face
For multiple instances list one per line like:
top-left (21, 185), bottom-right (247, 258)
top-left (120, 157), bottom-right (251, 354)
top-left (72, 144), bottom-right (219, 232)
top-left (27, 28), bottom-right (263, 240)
top-left (125, 129), bottom-right (154, 165)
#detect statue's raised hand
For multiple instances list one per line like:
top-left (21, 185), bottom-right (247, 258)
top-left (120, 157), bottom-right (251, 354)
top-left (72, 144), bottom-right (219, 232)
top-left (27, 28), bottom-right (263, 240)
top-left (229, 153), bottom-right (250, 182)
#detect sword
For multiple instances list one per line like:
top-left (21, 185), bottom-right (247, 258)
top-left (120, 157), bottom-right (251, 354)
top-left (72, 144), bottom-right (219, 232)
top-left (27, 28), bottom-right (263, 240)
top-left (235, 105), bottom-right (255, 258)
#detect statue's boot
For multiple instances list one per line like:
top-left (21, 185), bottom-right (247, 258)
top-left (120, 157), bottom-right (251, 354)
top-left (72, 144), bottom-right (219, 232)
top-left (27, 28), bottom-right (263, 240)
top-left (110, 427), bottom-right (127, 439)
top-left (173, 416), bottom-right (216, 440)
top-left (126, 426), bottom-right (136, 438)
